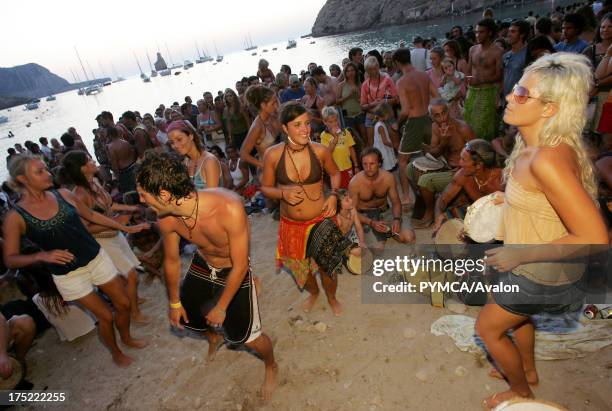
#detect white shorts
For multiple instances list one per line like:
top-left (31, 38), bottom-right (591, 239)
top-left (95, 233), bottom-right (140, 276)
top-left (52, 249), bottom-right (117, 301)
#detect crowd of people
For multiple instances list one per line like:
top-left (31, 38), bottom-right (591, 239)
top-left (1, 1), bottom-right (611, 409)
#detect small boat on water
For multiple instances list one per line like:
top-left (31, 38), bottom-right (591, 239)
top-left (45, 95), bottom-right (56, 101)
top-left (216, 55), bottom-right (224, 62)
top-left (174, 71), bottom-right (182, 76)
top-left (310, 41), bottom-right (316, 44)
top-left (25, 102), bottom-right (39, 110)
top-left (31, 98), bottom-right (41, 103)
top-left (159, 68), bottom-right (172, 76)
top-left (262, 49), bottom-right (268, 53)
top-left (26, 122), bottom-right (31, 128)
top-left (286, 39), bottom-right (297, 49)
top-left (151, 70), bottom-right (158, 77)
top-left (251, 52), bottom-right (257, 56)
top-left (113, 77), bottom-right (126, 83)
top-left (142, 75), bottom-right (151, 82)
top-left (183, 60), bottom-right (194, 69)
top-left (84, 84), bottom-right (103, 95)
top-left (272, 47), bottom-right (277, 51)
top-left (0, 116), bottom-right (8, 124)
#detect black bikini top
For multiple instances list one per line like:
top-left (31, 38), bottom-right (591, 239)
top-left (276, 143), bottom-right (323, 185)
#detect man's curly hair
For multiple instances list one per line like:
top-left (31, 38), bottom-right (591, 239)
top-left (136, 152), bottom-right (194, 200)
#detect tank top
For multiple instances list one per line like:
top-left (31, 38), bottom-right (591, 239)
top-left (190, 155), bottom-right (223, 190)
top-left (341, 83), bottom-right (362, 118)
top-left (500, 176), bottom-right (584, 285)
top-left (14, 190), bottom-right (100, 276)
top-left (229, 158), bottom-right (249, 187)
top-left (373, 121), bottom-right (397, 171)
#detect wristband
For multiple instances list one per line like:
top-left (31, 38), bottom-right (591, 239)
top-left (169, 301), bottom-right (182, 309)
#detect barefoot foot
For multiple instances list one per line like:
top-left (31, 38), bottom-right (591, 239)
top-left (122, 338), bottom-right (148, 349)
top-left (259, 362), bottom-right (278, 401)
top-left (328, 299), bottom-right (343, 316)
top-left (112, 352), bottom-right (134, 368)
top-left (482, 390), bottom-right (533, 410)
top-left (302, 293), bottom-right (319, 313)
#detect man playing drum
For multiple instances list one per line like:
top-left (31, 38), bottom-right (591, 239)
top-left (431, 139), bottom-right (504, 233)
top-left (411, 99), bottom-right (476, 227)
top-left (349, 148), bottom-right (416, 250)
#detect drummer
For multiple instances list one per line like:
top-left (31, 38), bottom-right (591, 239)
top-left (412, 99), bottom-right (476, 227)
top-left (432, 139), bottom-right (504, 232)
top-left (348, 148), bottom-right (415, 250)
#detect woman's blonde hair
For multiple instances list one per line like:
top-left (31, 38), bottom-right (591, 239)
top-left (8, 154), bottom-right (37, 191)
top-left (503, 52), bottom-right (598, 200)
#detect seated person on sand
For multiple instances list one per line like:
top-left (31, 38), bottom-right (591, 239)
top-left (332, 190), bottom-right (367, 257)
top-left (491, 125), bottom-right (517, 159)
top-left (349, 148), bottom-right (415, 251)
top-left (136, 152), bottom-right (277, 399)
top-left (411, 99), bottom-right (476, 227)
top-left (431, 139), bottom-right (504, 232)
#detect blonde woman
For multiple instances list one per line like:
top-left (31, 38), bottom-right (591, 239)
top-left (476, 53), bottom-right (608, 408)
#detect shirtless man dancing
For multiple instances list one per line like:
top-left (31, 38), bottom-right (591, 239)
top-left (464, 18), bottom-right (503, 141)
top-left (136, 152), bottom-right (277, 399)
top-left (393, 48), bottom-right (439, 205)
top-left (106, 126), bottom-right (138, 195)
top-left (349, 148), bottom-right (416, 250)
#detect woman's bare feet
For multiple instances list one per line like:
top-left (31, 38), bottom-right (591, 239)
top-left (328, 298), bottom-right (343, 316)
top-left (488, 367), bottom-right (539, 385)
top-left (122, 338), bottom-right (148, 349)
top-left (112, 352), bottom-right (134, 368)
top-left (302, 293), bottom-right (319, 313)
top-left (260, 362), bottom-right (278, 401)
top-left (482, 389), bottom-right (533, 409)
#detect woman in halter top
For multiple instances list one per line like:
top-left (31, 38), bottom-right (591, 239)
top-left (476, 53), bottom-right (608, 409)
top-left (240, 85), bottom-right (281, 170)
top-left (166, 121), bottom-right (221, 190)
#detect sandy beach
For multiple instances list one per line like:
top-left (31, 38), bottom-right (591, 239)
top-left (10, 212), bottom-right (612, 411)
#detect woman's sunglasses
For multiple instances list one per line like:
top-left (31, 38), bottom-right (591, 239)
top-left (511, 84), bottom-right (543, 104)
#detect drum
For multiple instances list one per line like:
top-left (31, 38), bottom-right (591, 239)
top-left (345, 248), bottom-right (374, 275)
top-left (412, 153), bottom-right (447, 186)
top-left (0, 356), bottom-right (24, 390)
top-left (463, 193), bottom-right (503, 243)
top-left (493, 398), bottom-right (569, 411)
top-left (434, 218), bottom-right (468, 259)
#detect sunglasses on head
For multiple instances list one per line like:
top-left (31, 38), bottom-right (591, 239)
top-left (465, 142), bottom-right (484, 162)
top-left (511, 84), bottom-right (544, 104)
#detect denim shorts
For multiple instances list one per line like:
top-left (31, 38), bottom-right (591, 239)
top-left (491, 270), bottom-right (585, 317)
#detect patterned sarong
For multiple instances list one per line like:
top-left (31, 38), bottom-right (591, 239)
top-left (276, 215), bottom-right (355, 290)
top-left (463, 85), bottom-right (497, 141)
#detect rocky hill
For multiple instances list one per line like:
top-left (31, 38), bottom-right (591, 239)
top-left (0, 63), bottom-right (71, 99)
top-left (311, 0), bottom-right (491, 36)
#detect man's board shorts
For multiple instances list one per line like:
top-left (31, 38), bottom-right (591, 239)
top-left (52, 249), bottom-right (117, 301)
top-left (417, 170), bottom-right (455, 193)
top-left (180, 252), bottom-right (261, 345)
top-left (463, 85), bottom-right (497, 141)
top-left (359, 205), bottom-right (395, 243)
top-left (399, 116), bottom-right (432, 154)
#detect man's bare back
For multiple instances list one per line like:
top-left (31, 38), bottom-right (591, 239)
top-left (107, 139), bottom-right (136, 172)
top-left (397, 69), bottom-right (433, 120)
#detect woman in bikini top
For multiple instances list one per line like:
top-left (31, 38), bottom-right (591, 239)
top-left (241, 85), bottom-right (281, 170)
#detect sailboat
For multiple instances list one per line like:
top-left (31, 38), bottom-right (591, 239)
top-left (74, 46), bottom-right (102, 95)
top-left (244, 33), bottom-right (257, 51)
top-left (146, 52), bottom-right (158, 77)
top-left (134, 53), bottom-right (150, 82)
top-left (214, 42), bottom-right (223, 63)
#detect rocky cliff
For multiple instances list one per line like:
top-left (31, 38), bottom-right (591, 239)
top-left (311, 0), bottom-right (491, 37)
top-left (0, 63), bottom-right (71, 99)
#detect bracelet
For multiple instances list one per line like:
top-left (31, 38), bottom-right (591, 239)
top-left (169, 301), bottom-right (182, 309)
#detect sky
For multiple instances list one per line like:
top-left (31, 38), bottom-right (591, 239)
top-left (1, 0), bottom-right (327, 81)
